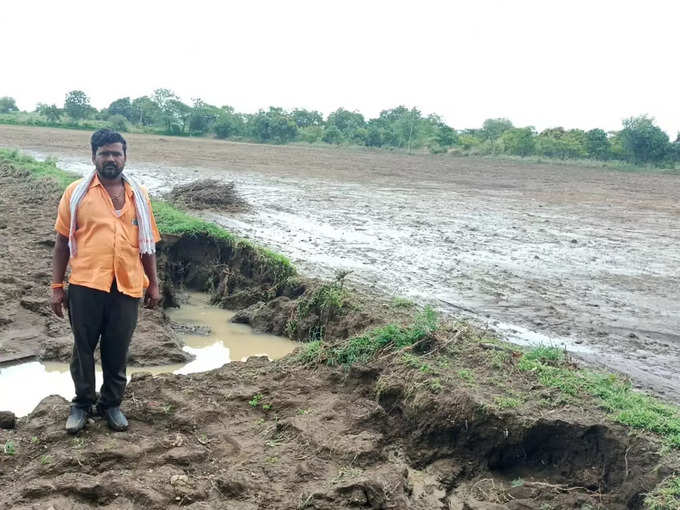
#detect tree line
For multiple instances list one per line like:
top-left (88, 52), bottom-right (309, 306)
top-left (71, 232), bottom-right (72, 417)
top-left (0, 91), bottom-right (678, 167)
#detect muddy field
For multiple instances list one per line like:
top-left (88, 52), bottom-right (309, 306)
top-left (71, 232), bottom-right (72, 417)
top-left (1, 125), bottom-right (679, 402)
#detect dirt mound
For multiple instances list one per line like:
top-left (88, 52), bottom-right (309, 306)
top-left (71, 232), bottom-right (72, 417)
top-left (0, 353), bottom-right (673, 509)
top-left (0, 162), bottom-right (191, 367)
top-left (168, 179), bottom-right (249, 212)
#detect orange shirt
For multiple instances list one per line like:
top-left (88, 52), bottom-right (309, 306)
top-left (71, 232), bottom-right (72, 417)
top-left (55, 174), bottom-right (161, 298)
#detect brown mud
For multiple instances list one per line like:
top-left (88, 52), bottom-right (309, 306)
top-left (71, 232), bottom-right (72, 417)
top-left (1, 353), bottom-right (676, 509)
top-left (1, 125), bottom-right (677, 403)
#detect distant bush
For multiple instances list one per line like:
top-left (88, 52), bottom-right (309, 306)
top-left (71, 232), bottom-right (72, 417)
top-left (107, 114), bottom-right (130, 132)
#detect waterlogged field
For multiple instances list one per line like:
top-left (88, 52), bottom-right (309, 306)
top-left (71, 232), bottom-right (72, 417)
top-left (2, 124), bottom-right (679, 402)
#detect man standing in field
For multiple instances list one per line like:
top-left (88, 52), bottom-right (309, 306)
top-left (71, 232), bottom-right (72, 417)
top-left (50, 129), bottom-right (161, 434)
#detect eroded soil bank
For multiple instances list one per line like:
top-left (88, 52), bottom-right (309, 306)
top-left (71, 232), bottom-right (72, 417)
top-left (1, 356), bottom-right (676, 509)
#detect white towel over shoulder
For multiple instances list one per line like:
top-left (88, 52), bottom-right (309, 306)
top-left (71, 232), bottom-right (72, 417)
top-left (68, 169), bottom-right (156, 257)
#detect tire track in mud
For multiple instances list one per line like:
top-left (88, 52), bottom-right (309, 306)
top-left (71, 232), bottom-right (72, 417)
top-left (20, 149), bottom-right (680, 404)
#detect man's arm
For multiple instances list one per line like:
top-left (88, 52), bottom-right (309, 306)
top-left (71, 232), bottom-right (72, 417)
top-left (51, 233), bottom-right (70, 318)
top-left (141, 253), bottom-right (160, 308)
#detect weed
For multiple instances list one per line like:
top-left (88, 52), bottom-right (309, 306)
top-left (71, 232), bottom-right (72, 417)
top-left (30, 436), bottom-right (39, 444)
top-left (391, 296), bottom-right (414, 308)
top-left (322, 307), bottom-right (438, 366)
top-left (511, 478), bottom-right (524, 488)
top-left (490, 350), bottom-right (511, 369)
top-left (40, 455), bottom-right (52, 465)
top-left (402, 353), bottom-right (433, 373)
top-left (3, 440), bottom-right (16, 455)
top-left (265, 455), bottom-right (279, 464)
top-left (71, 437), bottom-right (85, 449)
top-left (249, 394), bottom-right (264, 407)
top-left (519, 353), bottom-right (680, 448)
top-left (161, 404), bottom-right (174, 414)
top-left (457, 369), bottom-right (474, 382)
top-left (289, 273), bottom-right (350, 340)
top-left (296, 408), bottom-right (310, 415)
top-left (523, 344), bottom-right (564, 363)
top-left (294, 341), bottom-right (323, 364)
top-left (428, 378), bottom-right (443, 393)
top-left (495, 396), bottom-right (521, 409)
top-left (644, 475), bottom-right (680, 510)
top-left (262, 403), bottom-right (272, 411)
top-left (265, 438), bottom-right (283, 448)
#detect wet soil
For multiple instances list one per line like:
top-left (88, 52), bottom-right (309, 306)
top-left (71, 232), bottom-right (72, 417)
top-left (1, 354), bottom-right (675, 509)
top-left (2, 125), bottom-right (678, 402)
top-left (1, 132), bottom-right (679, 508)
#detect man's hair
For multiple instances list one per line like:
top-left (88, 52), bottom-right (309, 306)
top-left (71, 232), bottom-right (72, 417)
top-left (90, 129), bottom-right (127, 156)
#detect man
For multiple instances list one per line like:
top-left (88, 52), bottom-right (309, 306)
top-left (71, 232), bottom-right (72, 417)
top-left (50, 129), bottom-right (161, 434)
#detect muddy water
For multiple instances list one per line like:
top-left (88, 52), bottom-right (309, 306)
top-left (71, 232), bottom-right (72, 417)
top-left (0, 293), bottom-right (296, 416)
top-left (18, 150), bottom-right (680, 403)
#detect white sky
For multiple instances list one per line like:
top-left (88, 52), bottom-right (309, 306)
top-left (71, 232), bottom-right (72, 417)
top-left (2, 0), bottom-right (679, 136)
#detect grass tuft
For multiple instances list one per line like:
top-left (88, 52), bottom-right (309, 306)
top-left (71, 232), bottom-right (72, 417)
top-left (296, 307), bottom-right (438, 366)
top-left (519, 348), bottom-right (680, 448)
top-left (645, 475), bottom-right (680, 510)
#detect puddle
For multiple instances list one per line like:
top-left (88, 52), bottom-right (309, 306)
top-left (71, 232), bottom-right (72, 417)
top-left (0, 292), bottom-right (296, 417)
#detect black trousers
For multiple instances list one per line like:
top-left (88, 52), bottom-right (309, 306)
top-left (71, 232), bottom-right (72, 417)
top-left (67, 281), bottom-right (139, 410)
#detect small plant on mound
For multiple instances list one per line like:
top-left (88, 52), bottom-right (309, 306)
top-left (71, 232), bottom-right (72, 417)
top-left (285, 271), bottom-right (351, 340)
top-left (296, 307), bottom-right (438, 366)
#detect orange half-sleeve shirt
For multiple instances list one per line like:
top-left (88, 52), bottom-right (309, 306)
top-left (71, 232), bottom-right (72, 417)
top-left (55, 174), bottom-right (161, 298)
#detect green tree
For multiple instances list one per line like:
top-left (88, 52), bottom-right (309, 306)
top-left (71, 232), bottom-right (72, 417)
top-left (0, 96), bottom-right (19, 113)
top-left (292, 108), bottom-right (323, 128)
top-left (164, 99), bottom-right (192, 134)
top-left (213, 106), bottom-right (244, 139)
top-left (108, 97), bottom-right (134, 121)
top-left (373, 106), bottom-right (422, 149)
top-left (501, 127), bottom-right (535, 156)
top-left (326, 108), bottom-right (365, 141)
top-left (188, 98), bottom-right (220, 135)
top-left (36, 103), bottom-right (62, 122)
top-left (585, 128), bottom-right (611, 160)
top-left (481, 118), bottom-right (513, 140)
top-left (322, 125), bottom-right (343, 144)
top-left (619, 115), bottom-right (670, 165)
top-left (107, 114), bottom-right (129, 132)
top-left (64, 90), bottom-right (93, 120)
top-left (365, 124), bottom-right (384, 147)
top-left (249, 107), bottom-right (298, 143)
top-left (131, 96), bottom-right (159, 126)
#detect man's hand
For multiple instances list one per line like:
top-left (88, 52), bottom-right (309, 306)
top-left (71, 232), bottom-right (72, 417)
top-left (51, 287), bottom-right (67, 318)
top-left (144, 283), bottom-right (161, 309)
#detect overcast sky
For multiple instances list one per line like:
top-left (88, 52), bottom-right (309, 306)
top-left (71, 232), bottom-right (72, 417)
top-left (3, 0), bottom-right (678, 136)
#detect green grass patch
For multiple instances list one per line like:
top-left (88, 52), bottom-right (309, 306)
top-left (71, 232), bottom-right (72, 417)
top-left (519, 347), bottom-right (680, 448)
top-left (391, 296), bottom-right (415, 308)
top-left (645, 475), bottom-right (680, 510)
top-left (495, 396), bottom-right (521, 409)
top-left (296, 307), bottom-right (438, 366)
top-left (0, 148), bottom-right (79, 188)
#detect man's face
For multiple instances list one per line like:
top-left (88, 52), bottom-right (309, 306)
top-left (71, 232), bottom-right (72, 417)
top-left (93, 142), bottom-right (126, 180)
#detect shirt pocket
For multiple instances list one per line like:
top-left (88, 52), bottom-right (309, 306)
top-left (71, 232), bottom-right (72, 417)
top-left (120, 217), bottom-right (140, 248)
